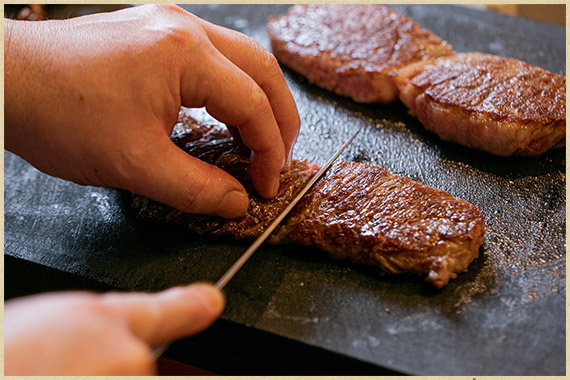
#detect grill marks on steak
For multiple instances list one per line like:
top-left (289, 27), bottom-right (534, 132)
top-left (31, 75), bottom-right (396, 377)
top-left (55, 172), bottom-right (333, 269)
top-left (396, 53), bottom-right (566, 156)
top-left (133, 110), bottom-right (485, 288)
top-left (266, 4), bottom-right (453, 103)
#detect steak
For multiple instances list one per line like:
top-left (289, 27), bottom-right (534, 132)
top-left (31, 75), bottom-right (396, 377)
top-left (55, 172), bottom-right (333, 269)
top-left (272, 160), bottom-right (485, 288)
top-left (266, 4), bottom-right (453, 104)
top-left (133, 110), bottom-right (485, 288)
top-left (135, 111), bottom-right (320, 238)
top-left (396, 53), bottom-right (566, 156)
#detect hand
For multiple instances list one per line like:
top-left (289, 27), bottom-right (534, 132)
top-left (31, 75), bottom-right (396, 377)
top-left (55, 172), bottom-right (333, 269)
top-left (4, 5), bottom-right (300, 218)
top-left (4, 283), bottom-right (224, 375)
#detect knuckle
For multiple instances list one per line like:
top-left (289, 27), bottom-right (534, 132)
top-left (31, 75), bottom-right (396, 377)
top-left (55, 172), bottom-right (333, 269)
top-left (240, 33), bottom-right (261, 49)
top-left (247, 36), bottom-right (281, 74)
top-left (157, 25), bottom-right (193, 50)
top-left (247, 84), bottom-right (272, 116)
top-left (148, 3), bottom-right (184, 16)
top-left (143, 6), bottom-right (204, 52)
top-left (238, 33), bottom-right (280, 71)
top-left (264, 51), bottom-right (281, 73)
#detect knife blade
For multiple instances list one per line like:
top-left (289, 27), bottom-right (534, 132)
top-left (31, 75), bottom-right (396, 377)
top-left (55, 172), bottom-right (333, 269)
top-left (152, 128), bottom-right (360, 359)
top-left (215, 127), bottom-right (361, 289)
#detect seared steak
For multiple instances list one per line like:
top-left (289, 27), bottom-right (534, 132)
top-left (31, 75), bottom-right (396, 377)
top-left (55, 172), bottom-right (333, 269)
top-left (266, 4), bottom-right (453, 104)
top-left (272, 160), bottom-right (485, 288)
top-left (133, 110), bottom-right (485, 288)
top-left (396, 53), bottom-right (566, 156)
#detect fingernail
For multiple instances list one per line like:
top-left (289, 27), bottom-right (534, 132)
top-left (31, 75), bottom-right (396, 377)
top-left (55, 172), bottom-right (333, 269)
top-left (269, 175), bottom-right (280, 198)
top-left (216, 190), bottom-right (249, 218)
top-left (188, 283), bottom-right (225, 315)
top-left (283, 152), bottom-right (292, 172)
top-left (288, 144), bottom-right (295, 163)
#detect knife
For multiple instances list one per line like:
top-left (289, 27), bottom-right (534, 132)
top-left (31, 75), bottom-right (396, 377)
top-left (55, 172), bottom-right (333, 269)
top-left (152, 128), bottom-right (360, 358)
top-left (215, 127), bottom-right (361, 289)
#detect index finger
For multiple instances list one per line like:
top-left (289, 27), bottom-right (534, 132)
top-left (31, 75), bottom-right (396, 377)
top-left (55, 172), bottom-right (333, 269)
top-left (182, 46), bottom-right (286, 198)
top-left (200, 20), bottom-right (300, 169)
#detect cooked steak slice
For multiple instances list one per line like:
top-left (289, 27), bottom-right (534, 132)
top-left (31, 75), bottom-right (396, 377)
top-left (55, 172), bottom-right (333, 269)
top-left (134, 110), bottom-right (485, 287)
top-left (396, 52), bottom-right (566, 156)
top-left (266, 4), bottom-right (453, 104)
top-left (271, 160), bottom-right (485, 288)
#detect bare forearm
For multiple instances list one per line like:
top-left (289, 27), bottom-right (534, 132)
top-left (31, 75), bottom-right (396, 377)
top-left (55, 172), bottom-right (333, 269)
top-left (4, 19), bottom-right (74, 169)
top-left (4, 18), bottom-right (48, 152)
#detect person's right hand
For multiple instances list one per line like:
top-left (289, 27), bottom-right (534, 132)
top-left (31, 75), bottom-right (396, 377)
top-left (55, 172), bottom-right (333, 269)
top-left (4, 283), bottom-right (224, 375)
top-left (4, 5), bottom-right (300, 218)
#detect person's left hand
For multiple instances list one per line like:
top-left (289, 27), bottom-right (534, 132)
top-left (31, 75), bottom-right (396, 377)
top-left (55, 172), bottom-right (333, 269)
top-left (4, 283), bottom-right (224, 375)
top-left (4, 5), bottom-right (300, 218)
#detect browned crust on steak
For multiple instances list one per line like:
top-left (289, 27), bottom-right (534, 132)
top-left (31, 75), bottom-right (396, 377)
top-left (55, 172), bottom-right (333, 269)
top-left (133, 110), bottom-right (485, 288)
top-left (267, 4), bottom-right (453, 104)
top-left (396, 53), bottom-right (566, 156)
top-left (272, 161), bottom-right (485, 288)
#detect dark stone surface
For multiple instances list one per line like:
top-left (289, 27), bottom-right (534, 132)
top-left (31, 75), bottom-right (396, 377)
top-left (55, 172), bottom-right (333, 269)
top-left (4, 4), bottom-right (565, 375)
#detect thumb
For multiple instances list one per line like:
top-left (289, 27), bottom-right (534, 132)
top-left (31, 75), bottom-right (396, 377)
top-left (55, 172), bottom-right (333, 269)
top-left (126, 135), bottom-right (249, 218)
top-left (102, 283), bottom-right (225, 345)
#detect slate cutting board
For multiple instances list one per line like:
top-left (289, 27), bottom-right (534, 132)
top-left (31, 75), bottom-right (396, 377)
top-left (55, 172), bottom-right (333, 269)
top-left (4, 4), bottom-right (565, 376)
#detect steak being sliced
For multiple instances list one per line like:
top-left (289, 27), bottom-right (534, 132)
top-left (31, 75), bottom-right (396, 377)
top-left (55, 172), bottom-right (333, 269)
top-left (272, 160), bottom-right (485, 288)
top-left (396, 53), bottom-right (566, 156)
top-left (133, 110), bottom-right (485, 288)
top-left (266, 4), bottom-right (453, 104)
